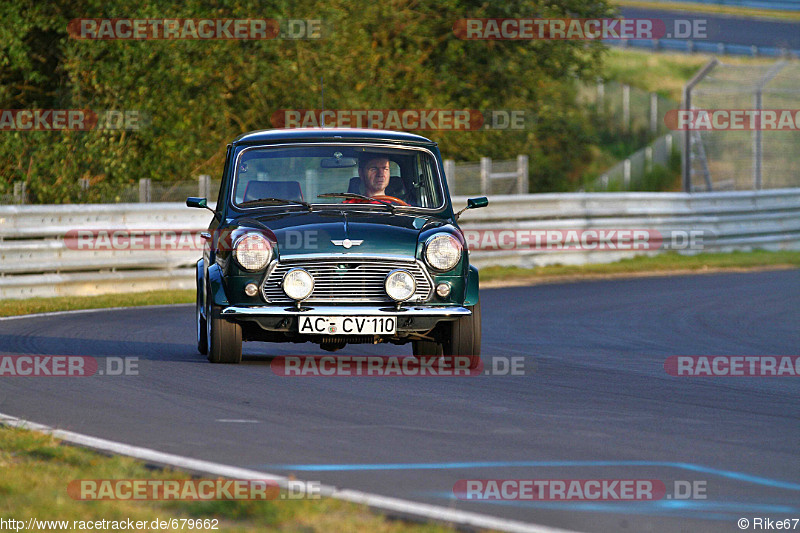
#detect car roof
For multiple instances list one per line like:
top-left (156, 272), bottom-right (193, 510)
top-left (232, 128), bottom-right (436, 146)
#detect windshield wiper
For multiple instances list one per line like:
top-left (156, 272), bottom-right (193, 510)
top-left (239, 197), bottom-right (313, 211)
top-left (317, 193), bottom-right (395, 214)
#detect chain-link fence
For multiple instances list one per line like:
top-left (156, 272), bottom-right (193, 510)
top-left (684, 59), bottom-right (800, 191)
top-left (444, 156), bottom-right (528, 196)
top-left (583, 131), bottom-right (681, 192)
top-left (578, 80), bottom-right (680, 139)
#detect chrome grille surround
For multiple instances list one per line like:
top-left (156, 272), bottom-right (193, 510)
top-left (261, 255), bottom-right (433, 304)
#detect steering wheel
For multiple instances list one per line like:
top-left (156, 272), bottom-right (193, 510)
top-left (372, 195), bottom-right (410, 206)
top-left (343, 195), bottom-right (410, 206)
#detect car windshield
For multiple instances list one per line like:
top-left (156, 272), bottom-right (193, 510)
top-left (231, 144), bottom-right (444, 209)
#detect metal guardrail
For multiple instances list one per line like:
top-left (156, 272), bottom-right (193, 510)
top-left (640, 0), bottom-right (800, 10)
top-left (0, 203), bottom-right (209, 299)
top-left (607, 39), bottom-right (800, 58)
top-left (1, 191), bottom-right (799, 299)
top-left (461, 189), bottom-right (800, 268)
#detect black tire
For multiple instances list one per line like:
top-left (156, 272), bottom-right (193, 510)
top-left (442, 300), bottom-right (481, 370)
top-left (412, 339), bottom-right (442, 357)
top-left (206, 300), bottom-right (242, 364)
top-left (196, 277), bottom-right (208, 355)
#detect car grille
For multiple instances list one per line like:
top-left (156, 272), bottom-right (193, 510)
top-left (261, 257), bottom-right (433, 303)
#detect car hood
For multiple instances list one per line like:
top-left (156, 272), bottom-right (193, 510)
top-left (234, 210), bottom-right (450, 258)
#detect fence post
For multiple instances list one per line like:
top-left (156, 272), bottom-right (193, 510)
top-left (597, 80), bottom-right (605, 114)
top-left (622, 84), bottom-right (630, 133)
top-left (516, 155), bottom-right (528, 194)
top-left (682, 59), bottom-right (719, 192)
top-left (198, 174), bottom-right (211, 198)
top-left (623, 159), bottom-right (631, 189)
top-left (444, 159), bottom-right (456, 195)
top-left (13, 182), bottom-right (26, 205)
top-left (645, 146), bottom-right (653, 173)
top-left (649, 93), bottom-right (658, 135)
top-left (139, 178), bottom-right (152, 203)
top-left (480, 157), bottom-right (491, 195)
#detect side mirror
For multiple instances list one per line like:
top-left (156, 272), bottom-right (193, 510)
top-left (467, 197), bottom-right (488, 209)
top-left (455, 196), bottom-right (488, 220)
top-left (186, 197), bottom-right (207, 209)
top-left (187, 196), bottom-right (218, 219)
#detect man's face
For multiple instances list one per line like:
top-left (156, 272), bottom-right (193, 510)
top-left (360, 157), bottom-right (391, 196)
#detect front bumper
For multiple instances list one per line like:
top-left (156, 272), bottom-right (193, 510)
top-left (221, 304), bottom-right (470, 334)
top-left (222, 305), bottom-right (470, 317)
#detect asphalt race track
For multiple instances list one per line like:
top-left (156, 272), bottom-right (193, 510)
top-left (1, 270), bottom-right (798, 533)
top-left (618, 7), bottom-right (800, 50)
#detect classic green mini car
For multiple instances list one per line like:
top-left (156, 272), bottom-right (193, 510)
top-left (187, 128), bottom-right (487, 365)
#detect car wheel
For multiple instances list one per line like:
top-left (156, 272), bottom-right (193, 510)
top-left (442, 300), bottom-right (481, 370)
top-left (412, 339), bottom-right (442, 357)
top-left (206, 297), bottom-right (242, 364)
top-left (196, 279), bottom-right (208, 355)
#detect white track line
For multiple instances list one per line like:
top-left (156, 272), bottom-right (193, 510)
top-left (0, 412), bottom-right (580, 533)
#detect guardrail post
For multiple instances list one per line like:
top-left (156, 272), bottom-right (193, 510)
top-left (139, 178), bottom-right (152, 203)
top-left (516, 155), bottom-right (528, 194)
top-left (480, 157), bottom-right (491, 195)
top-left (444, 159), bottom-right (456, 195)
top-left (198, 174), bottom-right (211, 198)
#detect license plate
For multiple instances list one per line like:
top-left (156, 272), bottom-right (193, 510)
top-left (297, 316), bottom-right (396, 335)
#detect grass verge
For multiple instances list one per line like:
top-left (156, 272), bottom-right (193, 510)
top-left (0, 290), bottom-right (195, 318)
top-left (480, 250), bottom-right (800, 285)
top-left (601, 47), bottom-right (773, 102)
top-left (0, 424), bottom-right (454, 533)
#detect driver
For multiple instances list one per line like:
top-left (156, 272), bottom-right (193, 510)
top-left (358, 155), bottom-right (391, 197)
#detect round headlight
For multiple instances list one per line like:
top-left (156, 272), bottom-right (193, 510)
top-left (385, 269), bottom-right (416, 302)
top-left (233, 233), bottom-right (272, 271)
top-left (283, 268), bottom-right (314, 301)
top-left (424, 234), bottom-right (462, 271)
